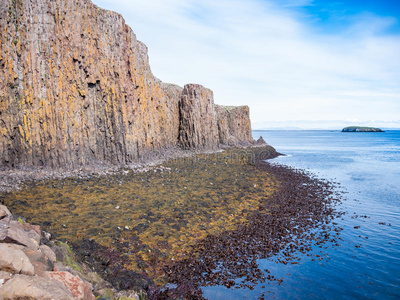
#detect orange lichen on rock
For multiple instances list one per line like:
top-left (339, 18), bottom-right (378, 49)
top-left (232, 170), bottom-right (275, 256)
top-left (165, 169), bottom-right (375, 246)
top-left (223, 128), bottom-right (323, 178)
top-left (0, 0), bottom-right (257, 168)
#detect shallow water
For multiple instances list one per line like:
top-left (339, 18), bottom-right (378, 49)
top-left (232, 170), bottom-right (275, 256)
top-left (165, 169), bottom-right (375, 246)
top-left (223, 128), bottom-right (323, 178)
top-left (0, 149), bottom-right (279, 284)
top-left (203, 130), bottom-right (400, 299)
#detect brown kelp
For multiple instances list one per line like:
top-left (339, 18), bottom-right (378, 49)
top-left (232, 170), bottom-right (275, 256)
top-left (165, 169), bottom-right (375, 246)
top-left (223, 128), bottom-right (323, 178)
top-left (158, 161), bottom-right (343, 299)
top-left (0, 146), bottom-right (343, 299)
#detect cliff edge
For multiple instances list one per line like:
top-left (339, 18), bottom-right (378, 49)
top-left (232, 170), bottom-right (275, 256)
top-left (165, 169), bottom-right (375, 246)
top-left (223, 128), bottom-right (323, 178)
top-left (0, 0), bottom-right (258, 169)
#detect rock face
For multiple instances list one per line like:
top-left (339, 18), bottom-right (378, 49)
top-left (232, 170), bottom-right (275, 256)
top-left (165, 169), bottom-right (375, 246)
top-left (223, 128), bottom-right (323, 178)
top-left (215, 105), bottom-right (253, 146)
top-left (0, 0), bottom-right (255, 169)
top-left (178, 84), bottom-right (219, 150)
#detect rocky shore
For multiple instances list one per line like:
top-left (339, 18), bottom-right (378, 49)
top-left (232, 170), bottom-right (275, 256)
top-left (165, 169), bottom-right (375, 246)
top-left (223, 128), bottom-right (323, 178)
top-left (0, 144), bottom-right (273, 299)
top-left (0, 138), bottom-right (267, 193)
top-left (0, 145), bottom-right (343, 300)
top-left (157, 160), bottom-right (343, 299)
top-left (0, 203), bottom-right (146, 300)
top-left (0, 147), bottom-right (194, 193)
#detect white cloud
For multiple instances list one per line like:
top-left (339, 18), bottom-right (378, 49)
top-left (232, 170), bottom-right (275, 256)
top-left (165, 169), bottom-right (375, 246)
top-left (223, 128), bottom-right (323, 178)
top-left (92, 0), bottom-right (400, 129)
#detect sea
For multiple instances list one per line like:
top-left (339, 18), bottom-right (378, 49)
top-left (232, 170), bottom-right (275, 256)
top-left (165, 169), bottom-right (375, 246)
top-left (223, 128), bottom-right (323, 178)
top-left (202, 130), bottom-right (400, 300)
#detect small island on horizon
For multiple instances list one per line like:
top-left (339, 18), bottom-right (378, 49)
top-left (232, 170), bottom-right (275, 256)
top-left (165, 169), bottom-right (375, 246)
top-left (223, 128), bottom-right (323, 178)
top-left (342, 126), bottom-right (384, 132)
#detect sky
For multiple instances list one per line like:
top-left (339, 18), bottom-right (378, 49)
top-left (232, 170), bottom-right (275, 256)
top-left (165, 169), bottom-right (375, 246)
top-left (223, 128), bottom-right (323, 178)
top-left (92, 0), bottom-right (400, 129)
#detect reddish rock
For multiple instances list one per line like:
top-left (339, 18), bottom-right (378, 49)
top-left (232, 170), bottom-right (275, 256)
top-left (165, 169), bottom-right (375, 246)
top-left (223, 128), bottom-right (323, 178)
top-left (0, 219), bottom-right (39, 250)
top-left (0, 206), bottom-right (100, 299)
top-left (22, 223), bottom-right (42, 239)
top-left (0, 270), bottom-right (12, 280)
top-left (45, 271), bottom-right (95, 300)
top-left (0, 274), bottom-right (74, 299)
top-left (0, 270), bottom-right (12, 288)
top-left (39, 244), bottom-right (57, 263)
top-left (0, 205), bottom-right (12, 220)
top-left (23, 248), bottom-right (54, 276)
top-left (0, 244), bottom-right (35, 275)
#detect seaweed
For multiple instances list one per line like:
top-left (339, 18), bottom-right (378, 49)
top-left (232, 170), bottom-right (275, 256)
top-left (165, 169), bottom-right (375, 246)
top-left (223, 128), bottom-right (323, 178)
top-left (1, 147), bottom-right (343, 298)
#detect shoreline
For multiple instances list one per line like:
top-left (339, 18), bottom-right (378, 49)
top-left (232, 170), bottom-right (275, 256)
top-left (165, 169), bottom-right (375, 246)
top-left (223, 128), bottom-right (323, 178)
top-left (0, 145), bottom-right (343, 300)
top-left (157, 160), bottom-right (342, 298)
top-left (0, 143), bottom-right (275, 193)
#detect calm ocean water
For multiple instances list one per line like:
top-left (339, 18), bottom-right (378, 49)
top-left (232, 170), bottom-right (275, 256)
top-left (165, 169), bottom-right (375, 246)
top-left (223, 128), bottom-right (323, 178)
top-left (202, 130), bottom-right (400, 299)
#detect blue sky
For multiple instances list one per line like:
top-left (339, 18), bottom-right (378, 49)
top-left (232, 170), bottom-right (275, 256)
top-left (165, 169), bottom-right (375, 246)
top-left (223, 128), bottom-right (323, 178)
top-left (92, 0), bottom-right (400, 129)
top-left (297, 0), bottom-right (400, 33)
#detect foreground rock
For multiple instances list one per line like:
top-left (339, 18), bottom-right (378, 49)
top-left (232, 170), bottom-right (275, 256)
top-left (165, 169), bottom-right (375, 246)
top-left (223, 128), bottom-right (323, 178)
top-left (44, 272), bottom-right (94, 300)
top-left (0, 218), bottom-right (40, 250)
top-left (0, 204), bottom-right (102, 299)
top-left (1, 275), bottom-right (75, 300)
top-left (0, 244), bottom-right (35, 276)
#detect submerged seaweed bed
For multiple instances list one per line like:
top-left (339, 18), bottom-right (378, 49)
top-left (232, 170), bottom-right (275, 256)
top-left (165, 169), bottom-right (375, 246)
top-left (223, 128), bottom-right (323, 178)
top-left (0, 146), bottom-right (343, 299)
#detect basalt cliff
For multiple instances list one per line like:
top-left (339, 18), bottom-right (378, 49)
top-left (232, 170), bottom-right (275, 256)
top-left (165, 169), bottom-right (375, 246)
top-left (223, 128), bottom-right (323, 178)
top-left (0, 0), bottom-right (256, 169)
